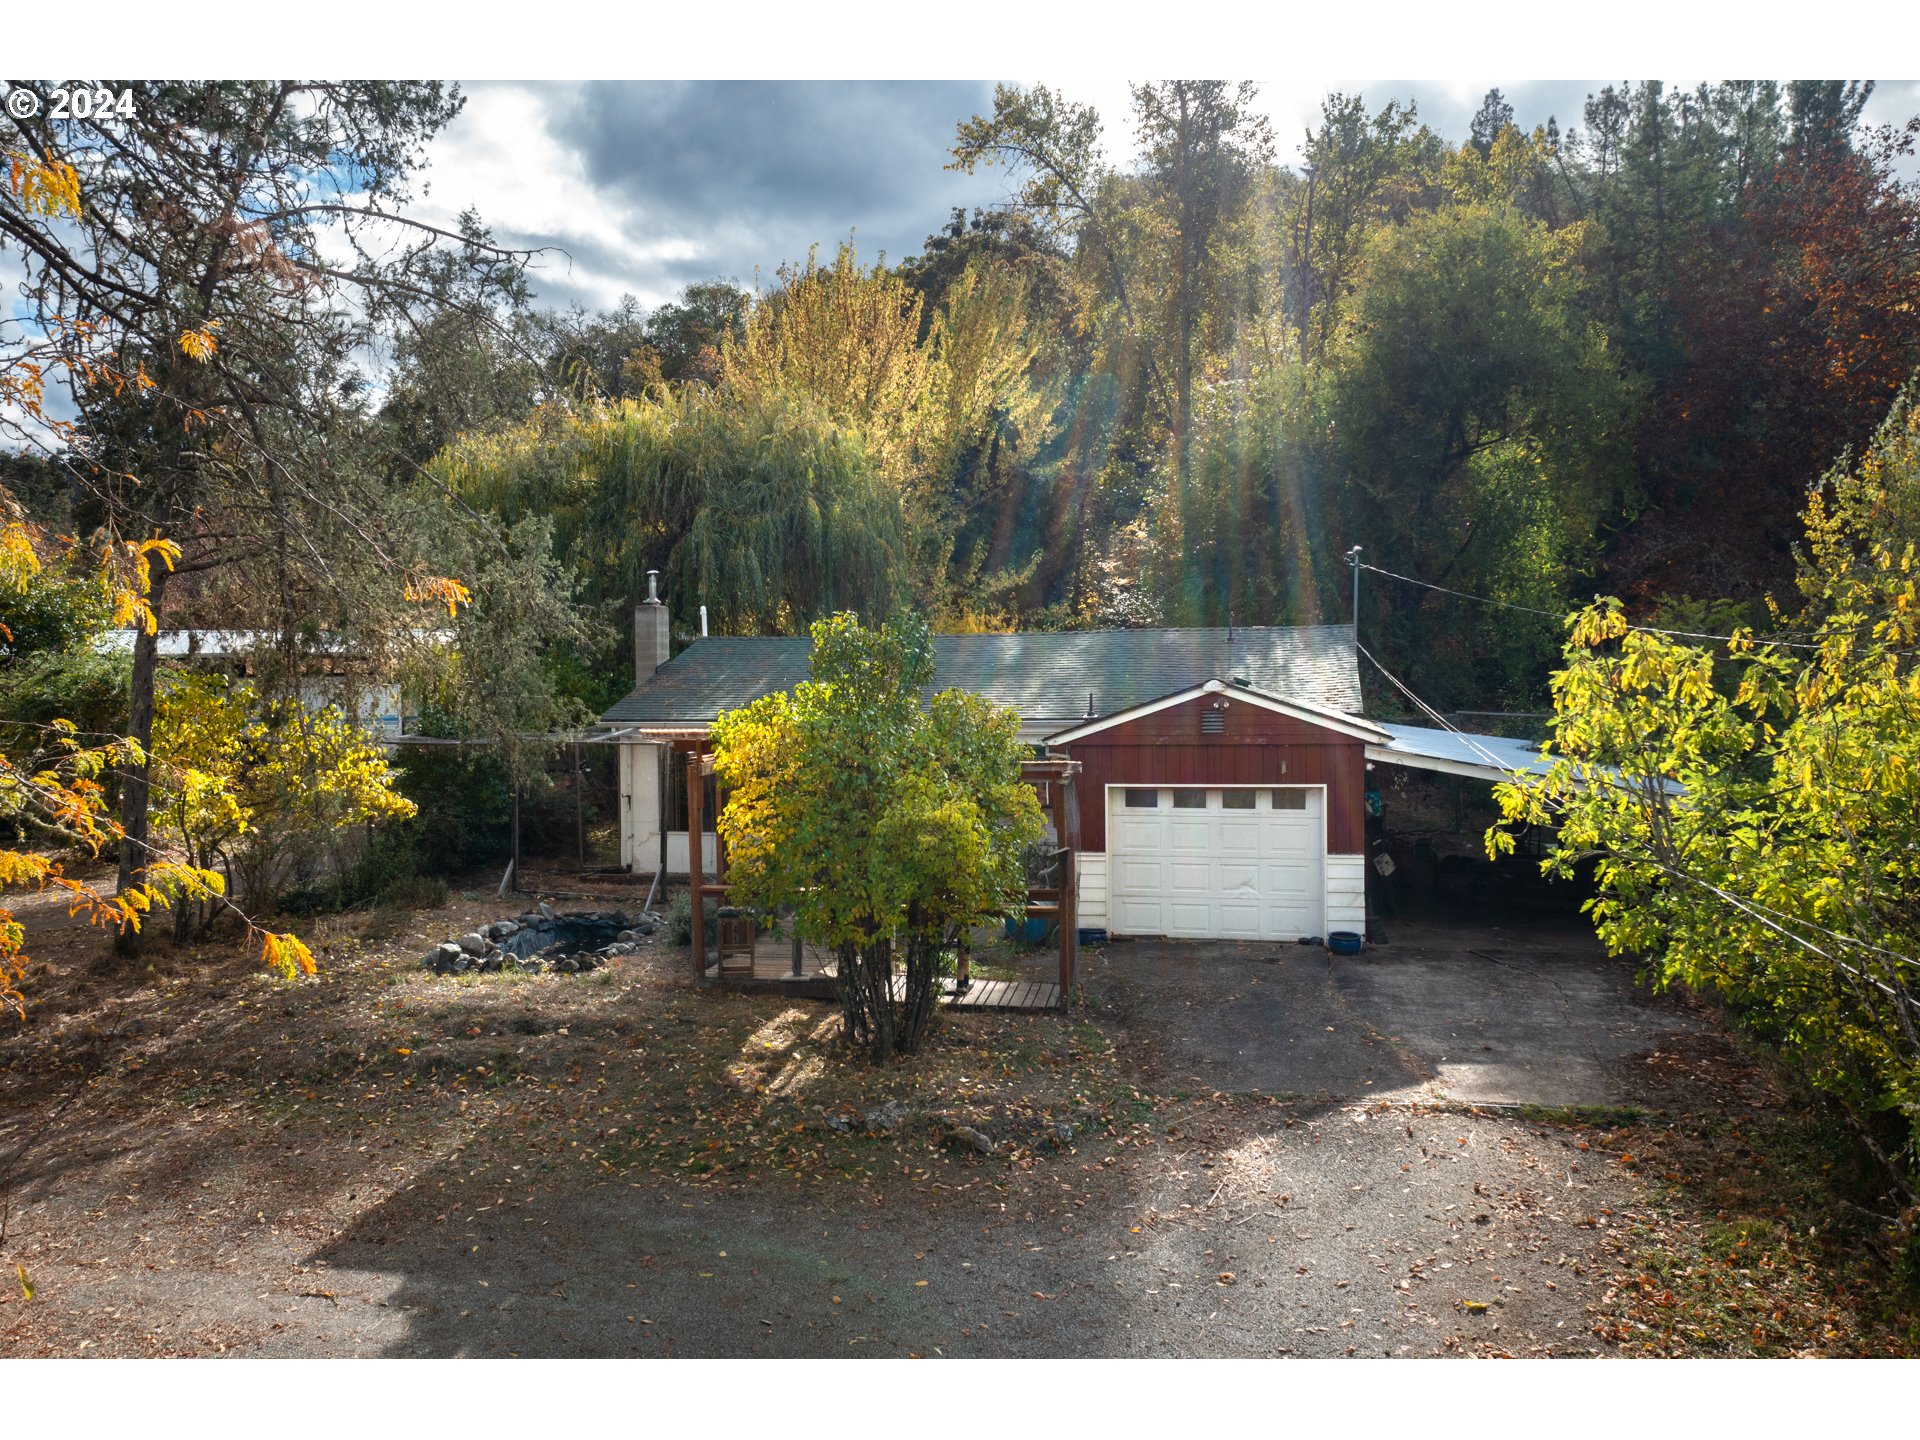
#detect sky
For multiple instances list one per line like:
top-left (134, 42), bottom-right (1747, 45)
top-left (410, 78), bottom-right (1920, 316)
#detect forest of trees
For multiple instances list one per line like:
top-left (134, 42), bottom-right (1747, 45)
top-left (430, 80), bottom-right (1920, 721)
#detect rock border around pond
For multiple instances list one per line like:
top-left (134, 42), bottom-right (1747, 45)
top-left (420, 904), bottom-right (661, 977)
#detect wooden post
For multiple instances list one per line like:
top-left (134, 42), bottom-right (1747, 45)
top-left (1062, 772), bottom-right (1081, 998)
top-left (1057, 845), bottom-right (1074, 1000)
top-left (686, 747), bottom-right (705, 980)
top-left (1048, 775), bottom-right (1075, 1001)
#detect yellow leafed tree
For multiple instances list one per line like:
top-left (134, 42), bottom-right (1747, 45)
top-left (0, 149), bottom-right (318, 1014)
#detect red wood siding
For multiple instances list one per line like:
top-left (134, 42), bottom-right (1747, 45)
top-left (1059, 695), bottom-right (1368, 854)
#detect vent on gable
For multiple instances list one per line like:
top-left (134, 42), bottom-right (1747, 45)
top-left (1200, 707), bottom-right (1226, 735)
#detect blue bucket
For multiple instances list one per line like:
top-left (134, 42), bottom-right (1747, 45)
top-left (1326, 931), bottom-right (1364, 956)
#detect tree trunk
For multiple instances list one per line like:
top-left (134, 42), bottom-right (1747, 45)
top-left (113, 564), bottom-right (170, 957)
top-left (896, 931), bottom-right (946, 1055)
top-left (836, 936), bottom-right (899, 1064)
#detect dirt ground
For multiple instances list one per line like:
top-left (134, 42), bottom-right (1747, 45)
top-left (0, 874), bottom-right (1911, 1357)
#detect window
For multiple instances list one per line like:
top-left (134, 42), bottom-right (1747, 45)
top-left (1200, 707), bottom-right (1225, 734)
top-left (1221, 789), bottom-right (1255, 810)
top-left (1270, 788), bottom-right (1308, 810)
top-left (1172, 789), bottom-right (1208, 809)
top-left (1124, 789), bottom-right (1159, 808)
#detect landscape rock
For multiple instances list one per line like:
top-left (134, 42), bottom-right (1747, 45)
top-left (864, 1100), bottom-right (913, 1133)
top-left (424, 909), bottom-right (639, 979)
top-left (944, 1123), bottom-right (997, 1156)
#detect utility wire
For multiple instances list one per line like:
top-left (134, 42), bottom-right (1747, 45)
top-left (1356, 561), bottom-right (1837, 651)
top-left (1355, 640), bottom-right (1525, 778)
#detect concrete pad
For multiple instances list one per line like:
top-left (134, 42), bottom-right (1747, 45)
top-left (1085, 913), bottom-right (1701, 1107)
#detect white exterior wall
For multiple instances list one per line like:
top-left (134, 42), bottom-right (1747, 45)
top-left (1076, 851), bottom-right (1108, 930)
top-left (618, 740), bottom-right (716, 879)
top-left (1324, 853), bottom-right (1367, 936)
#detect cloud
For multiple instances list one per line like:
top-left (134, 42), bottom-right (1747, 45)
top-left (418, 81), bottom-right (1007, 312)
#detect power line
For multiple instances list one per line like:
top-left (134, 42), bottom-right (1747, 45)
top-left (1356, 561), bottom-right (1837, 651)
top-left (1355, 640), bottom-right (1523, 778)
top-left (1358, 562), bottom-right (1567, 621)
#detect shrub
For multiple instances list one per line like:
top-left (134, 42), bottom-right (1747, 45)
top-left (666, 890), bottom-right (718, 945)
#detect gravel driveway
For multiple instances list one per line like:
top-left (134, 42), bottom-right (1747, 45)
top-left (1, 912), bottom-right (1753, 1357)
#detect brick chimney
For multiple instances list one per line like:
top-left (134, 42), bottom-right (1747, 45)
top-left (634, 569), bottom-right (670, 686)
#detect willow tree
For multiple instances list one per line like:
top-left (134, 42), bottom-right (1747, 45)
top-left (721, 243), bottom-right (1062, 625)
top-left (436, 389), bottom-right (906, 636)
top-left (722, 244), bottom-right (938, 494)
top-left (711, 612), bottom-right (1042, 1062)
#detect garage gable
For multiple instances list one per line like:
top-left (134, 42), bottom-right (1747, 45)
top-left (1053, 686), bottom-right (1372, 856)
top-left (1045, 679), bottom-right (1387, 747)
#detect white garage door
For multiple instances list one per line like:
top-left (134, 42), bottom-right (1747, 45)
top-left (1108, 786), bottom-right (1325, 941)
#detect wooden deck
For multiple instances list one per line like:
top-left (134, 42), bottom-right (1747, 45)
top-left (703, 935), bottom-right (1061, 1011)
top-left (942, 977), bottom-right (1061, 1012)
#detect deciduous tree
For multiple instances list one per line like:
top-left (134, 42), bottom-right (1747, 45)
top-left (1495, 384), bottom-right (1920, 1195)
top-left (0, 82), bottom-right (524, 948)
top-left (711, 612), bottom-right (1043, 1062)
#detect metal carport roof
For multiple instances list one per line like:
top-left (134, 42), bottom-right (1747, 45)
top-left (1364, 723), bottom-right (1552, 784)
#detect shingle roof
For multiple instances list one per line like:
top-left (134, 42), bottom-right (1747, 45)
top-left (600, 626), bottom-right (1364, 728)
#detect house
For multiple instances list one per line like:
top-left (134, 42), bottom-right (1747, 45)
top-left (97, 628), bottom-right (430, 738)
top-left (598, 593), bottom-right (1544, 945)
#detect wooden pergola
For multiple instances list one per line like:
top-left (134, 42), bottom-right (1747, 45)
top-left (680, 744), bottom-right (1081, 1006)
